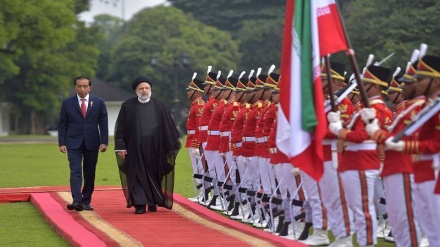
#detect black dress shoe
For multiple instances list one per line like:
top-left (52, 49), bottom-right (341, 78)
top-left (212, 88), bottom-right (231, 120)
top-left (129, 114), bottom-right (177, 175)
top-left (148, 205), bottom-right (157, 212)
top-left (82, 204), bottom-right (94, 211)
top-left (67, 203), bottom-right (83, 211)
top-left (134, 205), bottom-right (146, 214)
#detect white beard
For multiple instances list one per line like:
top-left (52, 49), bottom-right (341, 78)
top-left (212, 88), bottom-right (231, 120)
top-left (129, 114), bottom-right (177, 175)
top-left (137, 92), bottom-right (151, 103)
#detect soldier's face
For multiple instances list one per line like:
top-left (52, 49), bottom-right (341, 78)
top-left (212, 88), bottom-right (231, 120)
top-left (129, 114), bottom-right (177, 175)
top-left (415, 76), bottom-right (432, 96)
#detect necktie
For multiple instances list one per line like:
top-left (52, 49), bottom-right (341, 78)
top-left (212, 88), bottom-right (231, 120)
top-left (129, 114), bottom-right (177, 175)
top-left (81, 98), bottom-right (87, 118)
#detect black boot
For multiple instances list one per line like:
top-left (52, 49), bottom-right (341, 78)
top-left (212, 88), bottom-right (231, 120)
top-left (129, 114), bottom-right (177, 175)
top-left (227, 198), bottom-right (235, 212)
top-left (202, 188), bottom-right (211, 203)
top-left (275, 216), bottom-right (285, 233)
top-left (207, 195), bottom-right (218, 208)
top-left (278, 221), bottom-right (291, 236)
top-left (230, 202), bottom-right (240, 216)
top-left (298, 222), bottom-right (313, 240)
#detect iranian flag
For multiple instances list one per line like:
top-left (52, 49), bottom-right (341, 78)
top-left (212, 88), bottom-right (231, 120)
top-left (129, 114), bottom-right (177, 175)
top-left (276, 0), bottom-right (348, 181)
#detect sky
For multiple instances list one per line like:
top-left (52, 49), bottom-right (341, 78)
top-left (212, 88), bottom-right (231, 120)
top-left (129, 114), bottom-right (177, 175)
top-left (79, 0), bottom-right (167, 23)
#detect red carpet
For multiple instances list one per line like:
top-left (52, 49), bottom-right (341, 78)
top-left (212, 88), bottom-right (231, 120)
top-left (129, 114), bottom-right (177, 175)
top-left (0, 186), bottom-right (306, 246)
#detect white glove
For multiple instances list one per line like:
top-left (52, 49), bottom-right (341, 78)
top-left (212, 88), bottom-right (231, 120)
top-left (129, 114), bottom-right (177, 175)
top-left (191, 148), bottom-right (200, 157)
top-left (360, 108), bottom-right (376, 124)
top-left (385, 137), bottom-right (405, 152)
top-left (327, 111), bottom-right (341, 123)
top-left (329, 121), bottom-right (343, 135)
top-left (365, 118), bottom-right (380, 136)
top-left (242, 156), bottom-right (248, 166)
top-left (219, 152), bottom-right (225, 158)
top-left (292, 167), bottom-right (300, 175)
top-left (379, 162), bottom-right (384, 175)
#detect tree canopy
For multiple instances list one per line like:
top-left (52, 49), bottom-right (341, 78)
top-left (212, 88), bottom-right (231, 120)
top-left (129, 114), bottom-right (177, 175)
top-left (107, 6), bottom-right (241, 101)
top-left (0, 0), bottom-right (102, 134)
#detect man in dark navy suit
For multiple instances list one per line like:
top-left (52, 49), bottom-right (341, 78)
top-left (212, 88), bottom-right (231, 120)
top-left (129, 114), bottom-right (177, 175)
top-left (58, 76), bottom-right (108, 211)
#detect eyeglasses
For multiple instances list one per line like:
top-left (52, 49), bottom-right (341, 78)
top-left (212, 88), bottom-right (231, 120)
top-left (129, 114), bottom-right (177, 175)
top-left (76, 85), bottom-right (90, 89)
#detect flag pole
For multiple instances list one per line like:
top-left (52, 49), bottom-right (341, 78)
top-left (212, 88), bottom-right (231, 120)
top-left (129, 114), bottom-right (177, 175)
top-left (324, 55), bottom-right (337, 111)
top-left (334, 4), bottom-right (370, 108)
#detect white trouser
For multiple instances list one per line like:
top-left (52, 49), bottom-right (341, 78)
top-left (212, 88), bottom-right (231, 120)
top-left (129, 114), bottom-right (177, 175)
top-left (203, 148), bottom-right (218, 195)
top-left (189, 148), bottom-right (203, 183)
top-left (383, 173), bottom-right (421, 247)
top-left (213, 150), bottom-right (226, 183)
top-left (274, 163), bottom-right (302, 217)
top-left (243, 156), bottom-right (260, 191)
top-left (340, 169), bottom-right (379, 246)
top-left (319, 161), bottom-right (353, 239)
top-left (374, 176), bottom-right (387, 219)
top-left (258, 157), bottom-right (274, 195)
top-left (301, 171), bottom-right (328, 230)
top-left (413, 180), bottom-right (440, 247)
top-left (224, 151), bottom-right (235, 183)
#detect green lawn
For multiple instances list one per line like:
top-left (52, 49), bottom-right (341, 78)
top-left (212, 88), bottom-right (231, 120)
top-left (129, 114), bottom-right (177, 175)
top-left (0, 138), bottom-right (395, 246)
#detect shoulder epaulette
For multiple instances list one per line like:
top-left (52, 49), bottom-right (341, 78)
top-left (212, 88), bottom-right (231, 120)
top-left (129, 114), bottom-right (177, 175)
top-left (246, 103), bottom-right (251, 109)
top-left (197, 99), bottom-right (204, 105)
top-left (233, 102), bottom-right (239, 107)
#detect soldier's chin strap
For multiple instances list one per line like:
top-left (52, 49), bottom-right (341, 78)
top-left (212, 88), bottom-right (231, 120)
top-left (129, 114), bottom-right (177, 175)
top-left (189, 91), bottom-right (197, 100)
top-left (214, 90), bottom-right (222, 100)
top-left (248, 93), bottom-right (256, 103)
top-left (259, 88), bottom-right (268, 101)
top-left (350, 93), bottom-right (356, 102)
top-left (237, 91), bottom-right (245, 102)
top-left (226, 90), bottom-right (233, 100)
top-left (391, 92), bottom-right (400, 104)
top-left (423, 77), bottom-right (434, 96)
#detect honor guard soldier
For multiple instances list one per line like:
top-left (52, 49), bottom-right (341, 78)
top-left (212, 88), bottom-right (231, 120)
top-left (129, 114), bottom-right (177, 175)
top-left (205, 75), bottom-right (228, 211)
top-left (230, 71), bottom-right (252, 220)
top-left (361, 50), bottom-right (425, 247)
top-left (327, 65), bottom-right (393, 247)
top-left (384, 54), bottom-right (440, 247)
top-left (241, 70), bottom-right (263, 224)
top-left (185, 74), bottom-right (206, 202)
top-left (305, 61), bottom-right (353, 247)
top-left (218, 72), bottom-right (240, 215)
top-left (198, 67), bottom-right (220, 205)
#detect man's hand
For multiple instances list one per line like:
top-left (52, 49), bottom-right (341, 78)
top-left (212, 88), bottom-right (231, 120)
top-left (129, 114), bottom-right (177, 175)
top-left (365, 118), bottom-right (380, 136)
top-left (329, 121), bottom-right (343, 136)
top-left (59, 145), bottom-right (67, 153)
top-left (292, 167), bottom-right (300, 175)
top-left (191, 148), bottom-right (200, 158)
top-left (360, 108), bottom-right (376, 124)
top-left (99, 144), bottom-right (108, 152)
top-left (117, 150), bottom-right (127, 159)
top-left (327, 111), bottom-right (341, 123)
top-left (385, 137), bottom-right (405, 152)
top-left (219, 152), bottom-right (225, 158)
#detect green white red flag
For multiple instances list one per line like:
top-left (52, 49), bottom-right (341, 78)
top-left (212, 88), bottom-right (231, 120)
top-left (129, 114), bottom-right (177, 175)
top-left (276, 0), bottom-right (348, 181)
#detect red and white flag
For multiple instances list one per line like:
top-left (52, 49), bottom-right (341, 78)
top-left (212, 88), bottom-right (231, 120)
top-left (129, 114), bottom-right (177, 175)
top-left (276, 0), bottom-right (348, 181)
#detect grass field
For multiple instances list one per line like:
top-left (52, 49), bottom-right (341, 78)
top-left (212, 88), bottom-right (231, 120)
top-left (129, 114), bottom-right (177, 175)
top-left (0, 137), bottom-right (395, 246)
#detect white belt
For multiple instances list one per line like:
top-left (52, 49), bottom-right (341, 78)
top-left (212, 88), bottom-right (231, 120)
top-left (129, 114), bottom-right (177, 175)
top-left (345, 142), bottom-right (377, 151)
top-left (269, 148), bottom-right (277, 154)
top-left (235, 142), bottom-right (242, 148)
top-left (255, 136), bottom-right (268, 143)
top-left (199, 125), bottom-right (208, 131)
top-left (187, 130), bottom-right (196, 135)
top-left (418, 154), bottom-right (435, 161)
top-left (208, 130), bottom-right (220, 135)
top-left (242, 137), bottom-right (255, 142)
top-left (220, 131), bottom-right (231, 137)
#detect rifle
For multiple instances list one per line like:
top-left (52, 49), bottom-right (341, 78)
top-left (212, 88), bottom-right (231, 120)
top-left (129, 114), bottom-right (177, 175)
top-left (393, 96), bottom-right (440, 142)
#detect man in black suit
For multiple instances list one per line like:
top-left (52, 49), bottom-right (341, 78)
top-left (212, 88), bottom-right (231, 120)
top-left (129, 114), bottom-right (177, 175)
top-left (58, 76), bottom-right (108, 211)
